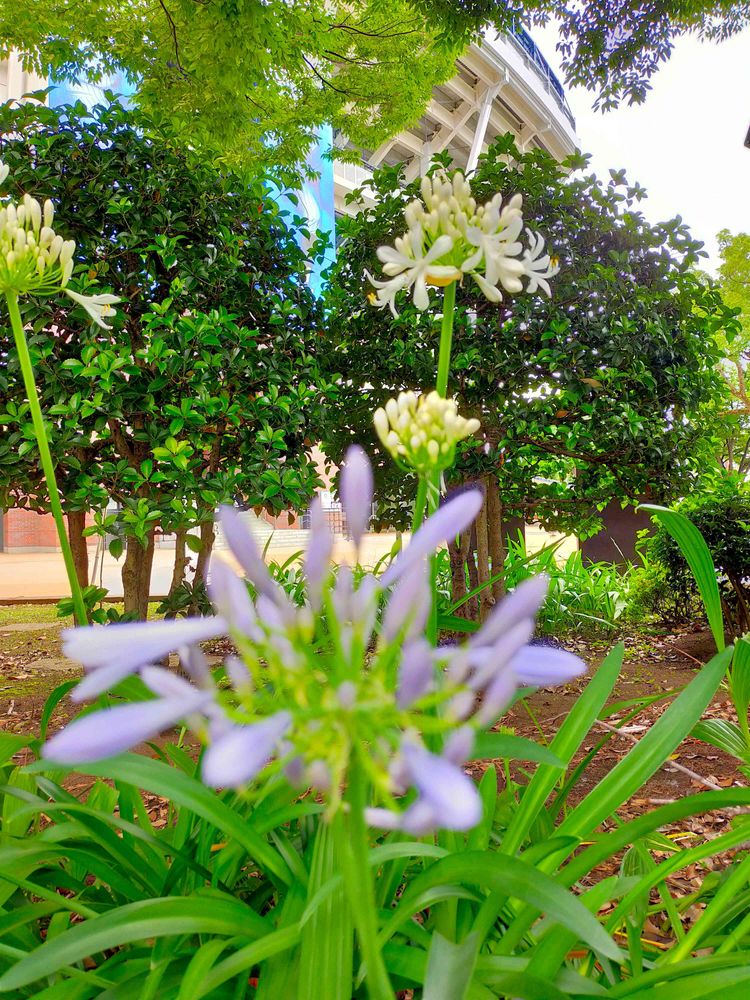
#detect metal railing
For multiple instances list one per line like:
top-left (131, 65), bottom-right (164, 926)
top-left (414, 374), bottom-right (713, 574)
top-left (506, 24), bottom-right (576, 128)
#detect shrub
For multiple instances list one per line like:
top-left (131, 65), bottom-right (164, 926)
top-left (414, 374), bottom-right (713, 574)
top-left (649, 473), bottom-right (750, 634)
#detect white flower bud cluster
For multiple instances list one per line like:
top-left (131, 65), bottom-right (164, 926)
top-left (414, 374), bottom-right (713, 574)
top-left (374, 390), bottom-right (480, 473)
top-left (0, 159), bottom-right (120, 328)
top-left (367, 168), bottom-right (558, 316)
top-left (0, 190), bottom-right (76, 296)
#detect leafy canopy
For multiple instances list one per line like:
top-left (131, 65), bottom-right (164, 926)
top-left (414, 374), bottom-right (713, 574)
top-left (3, 0), bottom-right (460, 171)
top-left (320, 136), bottom-right (733, 533)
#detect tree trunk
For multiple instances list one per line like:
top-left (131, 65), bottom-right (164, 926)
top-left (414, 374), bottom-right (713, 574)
top-left (190, 520), bottom-right (216, 614)
top-left (67, 510), bottom-right (89, 589)
top-left (475, 485), bottom-right (492, 622)
top-left (487, 477), bottom-right (506, 603)
top-left (122, 528), bottom-right (156, 620)
top-left (165, 528), bottom-right (189, 619)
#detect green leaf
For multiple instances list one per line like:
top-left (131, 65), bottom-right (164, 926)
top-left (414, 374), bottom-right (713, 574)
top-left (731, 636), bottom-right (750, 727)
top-left (108, 537), bottom-right (124, 560)
top-left (423, 931), bottom-right (478, 1000)
top-left (558, 645), bottom-right (733, 840)
top-left (0, 896), bottom-right (270, 991)
top-left (185, 534), bottom-right (202, 554)
top-left (381, 853), bottom-right (622, 963)
top-left (501, 644), bottom-right (624, 857)
top-left (472, 733), bottom-right (562, 767)
top-left (640, 505), bottom-right (725, 652)
top-left (693, 718), bottom-right (750, 762)
top-left (31, 754), bottom-right (293, 884)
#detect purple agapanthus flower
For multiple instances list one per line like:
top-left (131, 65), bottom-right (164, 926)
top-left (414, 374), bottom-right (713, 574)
top-left (44, 447), bottom-right (585, 833)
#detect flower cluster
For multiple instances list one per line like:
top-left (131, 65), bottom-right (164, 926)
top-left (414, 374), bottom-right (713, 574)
top-left (366, 168), bottom-right (558, 316)
top-left (0, 160), bottom-right (119, 328)
top-left (44, 447), bottom-right (584, 834)
top-left (374, 390), bottom-right (480, 474)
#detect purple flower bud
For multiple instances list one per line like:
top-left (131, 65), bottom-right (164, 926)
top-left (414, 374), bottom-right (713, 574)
top-left (43, 690), bottom-right (210, 764)
top-left (307, 760), bottom-right (332, 791)
top-left (471, 575), bottom-right (549, 647)
top-left (217, 505), bottom-right (277, 599)
top-left (382, 560), bottom-right (431, 644)
top-left (140, 666), bottom-right (200, 700)
top-left (66, 617), bottom-right (227, 701)
top-left (397, 638), bottom-right (434, 708)
top-left (447, 689), bottom-right (476, 722)
top-left (401, 742), bottom-right (482, 833)
top-left (475, 666), bottom-right (517, 726)
top-left (509, 646), bottom-right (586, 686)
top-left (381, 490), bottom-right (483, 587)
top-left (201, 711), bottom-right (291, 788)
top-left (468, 619), bottom-right (534, 690)
top-left (340, 445), bottom-right (373, 546)
top-left (179, 645), bottom-right (213, 687)
top-left (304, 497), bottom-right (333, 609)
top-left (443, 725), bottom-right (475, 764)
top-left (225, 655), bottom-right (252, 693)
top-left (208, 558), bottom-right (262, 639)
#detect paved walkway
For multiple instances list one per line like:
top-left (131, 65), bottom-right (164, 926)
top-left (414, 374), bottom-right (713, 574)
top-left (0, 527), bottom-right (574, 602)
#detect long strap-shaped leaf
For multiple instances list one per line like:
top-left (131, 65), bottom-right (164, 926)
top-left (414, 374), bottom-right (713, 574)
top-left (640, 504), bottom-right (725, 652)
top-left (0, 896), bottom-right (271, 992)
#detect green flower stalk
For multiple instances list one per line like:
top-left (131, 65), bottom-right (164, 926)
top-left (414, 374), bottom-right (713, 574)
top-left (0, 160), bottom-right (120, 625)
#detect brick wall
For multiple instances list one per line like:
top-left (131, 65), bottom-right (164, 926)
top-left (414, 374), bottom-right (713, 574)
top-left (1, 509), bottom-right (99, 552)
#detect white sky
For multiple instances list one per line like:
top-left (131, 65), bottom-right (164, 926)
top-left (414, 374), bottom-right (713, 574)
top-left (534, 22), bottom-right (750, 271)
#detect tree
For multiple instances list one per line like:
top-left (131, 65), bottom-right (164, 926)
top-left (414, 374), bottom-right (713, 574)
top-left (714, 229), bottom-right (750, 475)
top-left (5, 2), bottom-right (748, 171)
top-left (0, 99), bottom-right (331, 618)
top-left (320, 136), bottom-right (734, 618)
top-left (3, 0), bottom-right (460, 171)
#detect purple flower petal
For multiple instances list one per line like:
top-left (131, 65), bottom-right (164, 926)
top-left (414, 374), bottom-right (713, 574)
top-left (208, 558), bottom-right (261, 639)
top-left (304, 497), bottom-right (333, 609)
top-left (365, 807), bottom-right (402, 831)
top-left (381, 490), bottom-right (483, 587)
top-left (402, 743), bottom-right (482, 832)
top-left (217, 506), bottom-right (290, 614)
top-left (509, 646), bottom-right (586, 686)
top-left (382, 560), bottom-right (431, 644)
top-left (340, 445), bottom-right (372, 545)
top-left (471, 575), bottom-right (549, 647)
top-left (201, 712), bottom-right (291, 788)
top-left (140, 666), bottom-right (200, 700)
top-left (476, 666), bottom-right (517, 725)
top-left (43, 692), bottom-right (209, 764)
top-left (64, 617), bottom-right (227, 678)
top-left (71, 660), bottom-right (142, 702)
top-left (468, 619), bottom-right (535, 690)
top-left (443, 726), bottom-right (475, 764)
top-left (397, 638), bottom-right (434, 708)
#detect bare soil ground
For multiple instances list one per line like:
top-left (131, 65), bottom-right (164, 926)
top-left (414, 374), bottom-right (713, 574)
top-left (0, 605), bottom-right (740, 802)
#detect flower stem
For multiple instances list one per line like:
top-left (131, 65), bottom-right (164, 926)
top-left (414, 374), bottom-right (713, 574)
top-left (5, 291), bottom-right (88, 626)
top-left (338, 758), bottom-right (393, 1000)
top-left (411, 475), bottom-right (428, 534)
top-left (435, 279), bottom-right (457, 398)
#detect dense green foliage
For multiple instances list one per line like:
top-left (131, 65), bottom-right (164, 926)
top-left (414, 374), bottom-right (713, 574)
top-left (321, 137), bottom-right (733, 537)
top-left (649, 473), bottom-right (750, 634)
top-left (714, 229), bottom-right (750, 475)
top-left (6, 1), bottom-right (749, 170)
top-left (0, 99), bottom-right (331, 615)
top-left (2, 0), bottom-right (460, 171)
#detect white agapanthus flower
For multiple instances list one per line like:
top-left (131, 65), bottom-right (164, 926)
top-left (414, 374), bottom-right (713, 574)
top-left (367, 168), bottom-right (558, 315)
top-left (374, 390), bottom-right (480, 473)
top-left (0, 159), bottom-right (119, 328)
